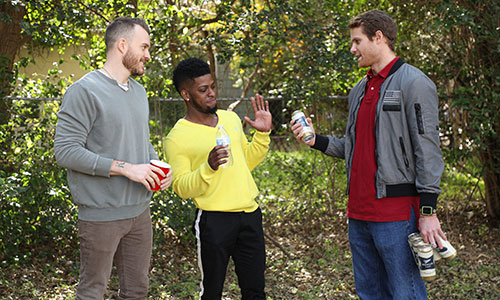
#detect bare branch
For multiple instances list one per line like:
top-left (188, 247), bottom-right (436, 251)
top-left (203, 30), bottom-right (218, 96)
top-left (76, 0), bottom-right (109, 23)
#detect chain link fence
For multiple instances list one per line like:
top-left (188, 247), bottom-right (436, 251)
top-left (3, 95), bottom-right (349, 151)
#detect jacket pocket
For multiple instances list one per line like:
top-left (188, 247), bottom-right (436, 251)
top-left (414, 103), bottom-right (425, 134)
top-left (382, 90), bottom-right (402, 111)
top-left (399, 137), bottom-right (410, 169)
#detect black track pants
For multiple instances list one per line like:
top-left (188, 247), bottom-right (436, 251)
top-left (194, 208), bottom-right (266, 300)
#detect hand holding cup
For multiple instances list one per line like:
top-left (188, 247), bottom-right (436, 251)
top-left (150, 160), bottom-right (171, 191)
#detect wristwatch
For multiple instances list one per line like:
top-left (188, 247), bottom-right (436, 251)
top-left (420, 206), bottom-right (436, 216)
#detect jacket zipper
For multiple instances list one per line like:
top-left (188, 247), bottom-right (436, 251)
top-left (346, 79), bottom-right (366, 195)
top-left (399, 137), bottom-right (410, 169)
top-left (373, 76), bottom-right (396, 193)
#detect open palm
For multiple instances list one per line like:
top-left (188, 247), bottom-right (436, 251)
top-left (244, 94), bottom-right (272, 132)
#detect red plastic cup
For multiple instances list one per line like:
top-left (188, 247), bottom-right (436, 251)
top-left (150, 160), bottom-right (170, 191)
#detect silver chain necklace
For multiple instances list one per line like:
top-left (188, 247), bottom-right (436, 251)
top-left (101, 66), bottom-right (129, 91)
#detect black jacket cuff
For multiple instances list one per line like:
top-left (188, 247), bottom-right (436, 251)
top-left (419, 193), bottom-right (438, 210)
top-left (311, 134), bottom-right (328, 152)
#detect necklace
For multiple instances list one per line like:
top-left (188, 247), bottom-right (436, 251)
top-left (101, 66), bottom-right (112, 77)
top-left (101, 66), bottom-right (129, 91)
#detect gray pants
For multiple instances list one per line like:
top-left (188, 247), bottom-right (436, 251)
top-left (76, 208), bottom-right (153, 300)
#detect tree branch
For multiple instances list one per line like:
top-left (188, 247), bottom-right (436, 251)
top-left (203, 30), bottom-right (218, 96)
top-left (228, 64), bottom-right (259, 111)
top-left (264, 230), bottom-right (293, 260)
top-left (76, 0), bottom-right (109, 23)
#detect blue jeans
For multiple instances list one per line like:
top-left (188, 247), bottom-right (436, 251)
top-left (348, 209), bottom-right (427, 300)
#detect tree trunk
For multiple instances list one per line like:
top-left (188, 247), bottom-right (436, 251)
top-left (480, 138), bottom-right (500, 219)
top-left (0, 3), bottom-right (28, 124)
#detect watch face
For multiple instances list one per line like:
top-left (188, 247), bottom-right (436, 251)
top-left (421, 207), bottom-right (433, 215)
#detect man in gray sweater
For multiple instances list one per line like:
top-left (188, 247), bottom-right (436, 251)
top-left (54, 17), bottom-right (171, 299)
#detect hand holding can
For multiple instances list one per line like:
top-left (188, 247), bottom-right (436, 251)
top-left (290, 110), bottom-right (315, 144)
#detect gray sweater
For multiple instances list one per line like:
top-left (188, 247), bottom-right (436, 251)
top-left (54, 70), bottom-right (158, 221)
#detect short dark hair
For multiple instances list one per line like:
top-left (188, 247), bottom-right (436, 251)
top-left (348, 10), bottom-right (397, 52)
top-left (173, 58), bottom-right (211, 94)
top-left (105, 17), bottom-right (150, 50)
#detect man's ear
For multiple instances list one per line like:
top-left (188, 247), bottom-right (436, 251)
top-left (117, 38), bottom-right (128, 54)
top-left (180, 89), bottom-right (190, 101)
top-left (374, 30), bottom-right (386, 44)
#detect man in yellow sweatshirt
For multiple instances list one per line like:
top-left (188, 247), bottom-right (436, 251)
top-left (165, 57), bottom-right (272, 300)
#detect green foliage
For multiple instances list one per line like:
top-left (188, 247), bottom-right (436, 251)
top-left (3, 155), bottom-right (499, 298)
top-left (440, 159), bottom-right (485, 204)
top-left (389, 0), bottom-right (500, 217)
top-left (1, 2), bottom-right (499, 297)
top-left (253, 149), bottom-right (348, 222)
top-left (150, 189), bottom-right (196, 240)
top-left (0, 54), bottom-right (15, 90)
top-left (393, 0), bottom-right (500, 153)
top-left (1, 58), bottom-right (80, 261)
top-left (0, 99), bottom-right (77, 263)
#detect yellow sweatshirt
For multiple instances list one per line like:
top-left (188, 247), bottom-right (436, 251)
top-left (165, 110), bottom-right (270, 212)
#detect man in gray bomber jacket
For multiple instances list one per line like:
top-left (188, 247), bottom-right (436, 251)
top-left (292, 10), bottom-right (447, 300)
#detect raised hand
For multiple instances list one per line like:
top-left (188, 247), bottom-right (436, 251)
top-left (244, 94), bottom-right (272, 132)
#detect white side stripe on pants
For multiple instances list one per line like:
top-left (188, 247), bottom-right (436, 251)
top-left (195, 209), bottom-right (205, 297)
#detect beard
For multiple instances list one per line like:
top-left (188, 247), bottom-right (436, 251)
top-left (123, 50), bottom-right (145, 76)
top-left (206, 105), bottom-right (218, 114)
top-left (189, 91), bottom-right (218, 114)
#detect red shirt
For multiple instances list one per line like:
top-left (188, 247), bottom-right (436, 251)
top-left (347, 57), bottom-right (419, 222)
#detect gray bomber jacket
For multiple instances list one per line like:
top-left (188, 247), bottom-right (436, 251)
top-left (313, 58), bottom-right (444, 209)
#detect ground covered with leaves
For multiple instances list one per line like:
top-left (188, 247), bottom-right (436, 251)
top-left (1, 152), bottom-right (499, 299)
top-left (1, 207), bottom-right (499, 299)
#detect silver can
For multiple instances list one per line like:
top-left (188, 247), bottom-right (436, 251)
top-left (408, 232), bottom-right (423, 244)
top-left (408, 232), bottom-right (436, 281)
top-left (434, 235), bottom-right (457, 260)
top-left (291, 110), bottom-right (314, 142)
top-left (415, 245), bottom-right (436, 281)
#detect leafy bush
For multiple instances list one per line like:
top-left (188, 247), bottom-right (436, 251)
top-left (151, 190), bottom-right (196, 242)
top-left (0, 100), bottom-right (77, 262)
top-left (253, 147), bottom-right (348, 222)
top-left (0, 99), bottom-right (197, 263)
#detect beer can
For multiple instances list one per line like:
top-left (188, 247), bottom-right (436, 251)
top-left (408, 233), bottom-right (427, 249)
top-left (435, 235), bottom-right (457, 260)
top-left (408, 232), bottom-right (437, 279)
top-left (416, 245), bottom-right (436, 281)
top-left (291, 110), bottom-right (314, 142)
top-left (432, 248), bottom-right (442, 262)
top-left (408, 232), bottom-right (423, 244)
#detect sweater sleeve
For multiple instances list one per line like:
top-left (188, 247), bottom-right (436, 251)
top-left (148, 142), bottom-right (159, 161)
top-left (165, 137), bottom-right (217, 199)
top-left (54, 84), bottom-right (113, 177)
top-left (241, 129), bottom-right (270, 171)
